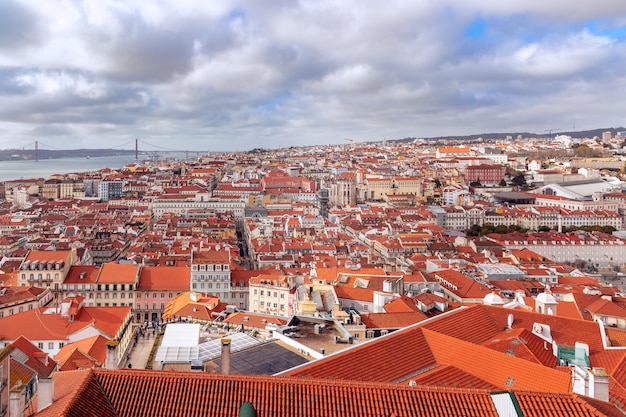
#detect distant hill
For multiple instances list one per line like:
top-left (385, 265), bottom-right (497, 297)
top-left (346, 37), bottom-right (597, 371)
top-left (392, 127), bottom-right (626, 144)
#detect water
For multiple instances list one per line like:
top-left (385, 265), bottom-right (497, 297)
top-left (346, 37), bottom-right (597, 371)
top-left (0, 155), bottom-right (140, 181)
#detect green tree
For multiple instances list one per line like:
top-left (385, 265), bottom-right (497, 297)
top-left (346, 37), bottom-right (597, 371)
top-left (467, 224), bottom-right (482, 236)
top-left (511, 174), bottom-right (526, 186)
top-left (481, 223), bottom-right (495, 235)
top-left (494, 224), bottom-right (509, 234)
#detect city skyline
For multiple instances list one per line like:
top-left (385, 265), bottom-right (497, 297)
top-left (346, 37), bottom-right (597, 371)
top-left (1, 1), bottom-right (626, 151)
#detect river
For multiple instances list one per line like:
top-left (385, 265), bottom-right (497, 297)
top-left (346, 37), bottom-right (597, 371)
top-left (0, 155), bottom-right (141, 181)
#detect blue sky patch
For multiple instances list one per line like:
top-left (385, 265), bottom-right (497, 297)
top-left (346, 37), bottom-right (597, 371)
top-left (464, 17), bottom-right (486, 39)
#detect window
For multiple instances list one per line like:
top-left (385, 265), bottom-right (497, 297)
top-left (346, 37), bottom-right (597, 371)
top-left (112, 293), bottom-right (117, 299)
top-left (260, 290), bottom-right (264, 296)
top-left (105, 294), bottom-right (110, 299)
top-left (160, 303), bottom-right (165, 310)
top-left (253, 289), bottom-right (257, 295)
top-left (137, 293), bottom-right (141, 299)
top-left (105, 284), bottom-right (109, 291)
top-left (161, 293), bottom-right (165, 299)
top-left (121, 284), bottom-right (125, 290)
top-left (280, 293), bottom-right (285, 298)
top-left (136, 303), bottom-right (141, 310)
top-left (121, 293), bottom-right (125, 299)
top-left (153, 293), bottom-right (157, 298)
top-left (38, 342), bottom-right (44, 349)
top-left (129, 293), bottom-right (133, 299)
top-left (168, 293), bottom-right (173, 298)
top-left (48, 342), bottom-right (54, 349)
top-left (113, 284), bottom-right (117, 291)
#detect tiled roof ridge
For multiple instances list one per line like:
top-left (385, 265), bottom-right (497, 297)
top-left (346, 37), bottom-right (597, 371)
top-left (95, 368), bottom-right (505, 394)
top-left (569, 393), bottom-right (620, 417)
top-left (57, 368), bottom-right (118, 417)
top-left (51, 368), bottom-right (97, 415)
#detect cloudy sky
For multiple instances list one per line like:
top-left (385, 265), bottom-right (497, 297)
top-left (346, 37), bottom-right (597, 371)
top-left (1, 0), bottom-right (626, 152)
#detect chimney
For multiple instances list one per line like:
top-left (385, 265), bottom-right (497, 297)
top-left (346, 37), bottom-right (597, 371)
top-left (221, 338), bottom-right (231, 376)
top-left (589, 368), bottom-right (610, 402)
top-left (571, 366), bottom-right (610, 402)
top-left (105, 340), bottom-right (119, 369)
top-left (37, 377), bottom-right (55, 412)
top-left (10, 385), bottom-right (26, 417)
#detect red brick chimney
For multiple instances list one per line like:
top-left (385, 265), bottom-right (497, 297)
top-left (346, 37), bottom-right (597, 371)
top-left (221, 338), bottom-right (231, 375)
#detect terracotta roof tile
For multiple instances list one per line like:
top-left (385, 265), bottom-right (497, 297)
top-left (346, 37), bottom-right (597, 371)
top-left (94, 370), bottom-right (500, 417)
top-left (137, 266), bottom-right (190, 291)
top-left (97, 263), bottom-right (139, 283)
top-left (283, 326), bottom-right (438, 382)
top-left (10, 335), bottom-right (57, 378)
top-left (31, 369), bottom-right (116, 417)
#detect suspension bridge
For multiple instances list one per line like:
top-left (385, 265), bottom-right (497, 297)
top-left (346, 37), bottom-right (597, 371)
top-left (10, 139), bottom-right (207, 162)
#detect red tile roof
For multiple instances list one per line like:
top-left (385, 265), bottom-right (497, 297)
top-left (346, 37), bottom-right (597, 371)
top-left (31, 369), bottom-right (623, 417)
top-left (137, 266), bottom-right (190, 291)
top-left (97, 263), bottom-right (139, 283)
top-left (10, 335), bottom-right (57, 378)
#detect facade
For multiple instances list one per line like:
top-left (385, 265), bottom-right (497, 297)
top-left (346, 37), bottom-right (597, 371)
top-left (99, 180), bottom-right (124, 201)
top-left (324, 178), bottom-right (357, 207)
top-left (95, 263), bottom-right (140, 308)
top-left (248, 274), bottom-right (294, 317)
top-left (135, 266), bottom-right (189, 322)
top-left (17, 249), bottom-right (79, 297)
top-left (190, 246), bottom-right (232, 303)
top-left (363, 176), bottom-right (421, 201)
top-left (465, 164), bottom-right (505, 185)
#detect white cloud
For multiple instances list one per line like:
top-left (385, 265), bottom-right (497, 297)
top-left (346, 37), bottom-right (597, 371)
top-left (0, 0), bottom-right (625, 150)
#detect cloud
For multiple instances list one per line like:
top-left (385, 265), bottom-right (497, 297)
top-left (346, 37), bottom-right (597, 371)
top-left (0, 1), bottom-right (625, 151)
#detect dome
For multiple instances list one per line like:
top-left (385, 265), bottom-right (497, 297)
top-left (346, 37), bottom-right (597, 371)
top-left (536, 289), bottom-right (557, 305)
top-left (483, 291), bottom-right (504, 305)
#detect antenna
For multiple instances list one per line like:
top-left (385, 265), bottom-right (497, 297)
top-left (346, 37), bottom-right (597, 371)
top-left (544, 129), bottom-right (563, 141)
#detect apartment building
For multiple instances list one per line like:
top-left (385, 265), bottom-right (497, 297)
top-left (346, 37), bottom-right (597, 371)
top-left (18, 249), bottom-right (79, 296)
top-left (248, 274), bottom-right (294, 317)
top-left (95, 263), bottom-right (140, 308)
top-left (135, 266), bottom-right (189, 322)
top-left (190, 246), bottom-right (232, 303)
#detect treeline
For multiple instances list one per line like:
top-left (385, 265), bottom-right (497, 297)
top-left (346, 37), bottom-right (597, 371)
top-left (466, 223), bottom-right (616, 236)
